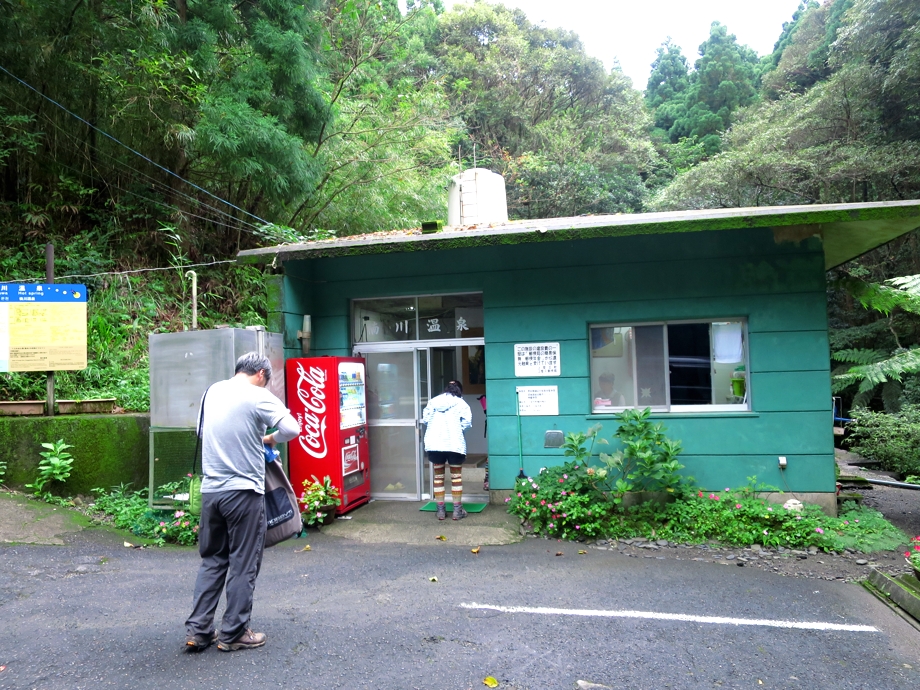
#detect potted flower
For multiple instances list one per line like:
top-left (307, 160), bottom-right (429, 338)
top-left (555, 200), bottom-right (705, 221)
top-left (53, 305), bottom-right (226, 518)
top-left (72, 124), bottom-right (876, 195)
top-left (905, 536), bottom-right (920, 577)
top-left (299, 475), bottom-right (342, 527)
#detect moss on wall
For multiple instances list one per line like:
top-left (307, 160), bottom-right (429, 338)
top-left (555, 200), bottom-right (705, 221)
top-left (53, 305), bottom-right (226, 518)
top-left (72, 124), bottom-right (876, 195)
top-left (0, 414), bottom-right (149, 496)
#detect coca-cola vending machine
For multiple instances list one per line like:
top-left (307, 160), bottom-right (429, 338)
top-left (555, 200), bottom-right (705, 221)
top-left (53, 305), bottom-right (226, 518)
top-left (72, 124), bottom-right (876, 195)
top-left (286, 356), bottom-right (370, 515)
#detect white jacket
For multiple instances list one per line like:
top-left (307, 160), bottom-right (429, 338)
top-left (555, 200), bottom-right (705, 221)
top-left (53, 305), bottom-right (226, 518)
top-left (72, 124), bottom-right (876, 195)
top-left (422, 393), bottom-right (472, 455)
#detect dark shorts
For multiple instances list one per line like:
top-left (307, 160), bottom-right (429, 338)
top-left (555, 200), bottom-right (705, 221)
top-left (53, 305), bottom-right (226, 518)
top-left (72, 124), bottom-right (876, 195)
top-left (427, 451), bottom-right (465, 466)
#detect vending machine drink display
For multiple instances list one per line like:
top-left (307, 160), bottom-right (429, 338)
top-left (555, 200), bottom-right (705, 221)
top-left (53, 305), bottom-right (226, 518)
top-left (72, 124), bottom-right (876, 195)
top-left (286, 356), bottom-right (370, 515)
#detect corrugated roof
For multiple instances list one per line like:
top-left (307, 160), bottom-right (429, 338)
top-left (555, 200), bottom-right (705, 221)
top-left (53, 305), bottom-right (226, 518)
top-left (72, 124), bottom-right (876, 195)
top-left (237, 200), bottom-right (920, 270)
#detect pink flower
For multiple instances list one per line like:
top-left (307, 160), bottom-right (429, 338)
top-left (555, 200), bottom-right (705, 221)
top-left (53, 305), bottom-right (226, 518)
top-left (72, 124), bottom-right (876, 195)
top-left (183, 521), bottom-right (189, 527)
top-left (504, 497), bottom-right (511, 503)
top-left (815, 527), bottom-right (824, 534)
top-left (559, 479), bottom-right (564, 483)
top-left (192, 526), bottom-right (198, 532)
top-left (767, 507), bottom-right (772, 512)
top-left (541, 500), bottom-right (546, 505)
top-left (575, 525), bottom-right (580, 530)
top-left (174, 510), bottom-right (185, 518)
top-left (735, 504), bottom-right (742, 509)
top-left (724, 488), bottom-right (730, 492)
top-left (159, 521), bottom-right (166, 527)
top-left (843, 520), bottom-right (849, 525)
top-left (531, 494), bottom-right (537, 498)
top-left (763, 530), bottom-right (768, 535)
top-left (517, 492), bottom-right (522, 497)
top-left (698, 491), bottom-right (703, 497)
top-left (563, 474), bottom-right (568, 479)
top-left (532, 508), bottom-right (537, 513)
top-left (561, 491), bottom-right (567, 496)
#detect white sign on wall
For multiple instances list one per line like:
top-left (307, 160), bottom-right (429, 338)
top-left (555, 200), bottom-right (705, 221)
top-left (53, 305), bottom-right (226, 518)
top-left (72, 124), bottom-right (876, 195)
top-left (516, 386), bottom-right (559, 416)
top-left (514, 342), bottom-right (560, 377)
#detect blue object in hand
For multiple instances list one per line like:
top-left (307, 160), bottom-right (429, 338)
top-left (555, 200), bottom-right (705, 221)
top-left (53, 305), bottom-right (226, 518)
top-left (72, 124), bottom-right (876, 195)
top-left (263, 443), bottom-right (280, 463)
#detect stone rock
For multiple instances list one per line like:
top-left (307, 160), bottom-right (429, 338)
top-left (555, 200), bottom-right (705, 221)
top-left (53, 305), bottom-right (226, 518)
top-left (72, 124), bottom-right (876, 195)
top-left (656, 539), bottom-right (669, 547)
top-left (856, 559), bottom-right (868, 565)
top-left (577, 681), bottom-right (613, 689)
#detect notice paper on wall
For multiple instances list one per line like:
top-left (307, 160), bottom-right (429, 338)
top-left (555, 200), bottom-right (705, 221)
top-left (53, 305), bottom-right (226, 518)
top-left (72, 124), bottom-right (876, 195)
top-left (0, 284), bottom-right (87, 372)
top-left (514, 342), bottom-right (560, 377)
top-left (516, 386), bottom-right (559, 416)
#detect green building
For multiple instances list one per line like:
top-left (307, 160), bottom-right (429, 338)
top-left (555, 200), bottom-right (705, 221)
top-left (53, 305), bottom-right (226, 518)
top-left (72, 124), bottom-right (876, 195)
top-left (239, 200), bottom-right (920, 512)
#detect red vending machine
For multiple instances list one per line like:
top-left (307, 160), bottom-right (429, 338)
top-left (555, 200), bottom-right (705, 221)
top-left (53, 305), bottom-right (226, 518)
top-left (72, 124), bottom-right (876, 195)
top-left (286, 356), bottom-right (370, 515)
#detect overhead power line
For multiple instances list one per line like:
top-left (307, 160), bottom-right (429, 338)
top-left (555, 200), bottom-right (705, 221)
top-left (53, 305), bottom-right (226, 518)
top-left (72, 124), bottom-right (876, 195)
top-left (0, 63), bottom-right (271, 228)
top-left (0, 260), bottom-right (239, 284)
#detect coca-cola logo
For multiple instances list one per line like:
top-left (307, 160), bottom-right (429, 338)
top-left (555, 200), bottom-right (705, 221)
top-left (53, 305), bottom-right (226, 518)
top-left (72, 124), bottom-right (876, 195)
top-left (295, 363), bottom-right (328, 459)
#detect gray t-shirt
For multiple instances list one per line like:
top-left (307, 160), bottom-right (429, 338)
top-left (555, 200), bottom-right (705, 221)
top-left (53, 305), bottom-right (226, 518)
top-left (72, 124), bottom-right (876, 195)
top-left (199, 377), bottom-right (292, 494)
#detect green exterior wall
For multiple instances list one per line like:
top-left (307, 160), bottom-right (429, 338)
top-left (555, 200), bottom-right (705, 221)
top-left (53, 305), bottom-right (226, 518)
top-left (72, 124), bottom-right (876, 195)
top-left (0, 414), bottom-right (150, 496)
top-left (277, 227), bottom-right (834, 495)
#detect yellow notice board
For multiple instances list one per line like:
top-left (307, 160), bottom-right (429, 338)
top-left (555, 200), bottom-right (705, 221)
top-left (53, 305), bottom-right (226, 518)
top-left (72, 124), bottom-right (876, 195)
top-left (0, 284), bottom-right (87, 372)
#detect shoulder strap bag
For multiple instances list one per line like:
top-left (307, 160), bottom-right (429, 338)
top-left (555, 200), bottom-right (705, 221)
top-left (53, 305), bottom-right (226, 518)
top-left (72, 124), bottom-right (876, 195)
top-left (187, 386), bottom-right (210, 517)
top-left (264, 454), bottom-right (301, 548)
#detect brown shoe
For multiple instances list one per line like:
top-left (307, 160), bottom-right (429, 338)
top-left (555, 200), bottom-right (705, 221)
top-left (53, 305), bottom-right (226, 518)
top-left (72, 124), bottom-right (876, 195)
top-left (217, 629), bottom-right (266, 652)
top-left (185, 630), bottom-right (217, 652)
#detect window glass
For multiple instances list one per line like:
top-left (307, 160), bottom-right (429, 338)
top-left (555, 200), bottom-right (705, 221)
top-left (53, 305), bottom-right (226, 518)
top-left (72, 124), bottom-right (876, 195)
top-left (354, 297), bottom-right (416, 342)
top-left (354, 294), bottom-right (482, 343)
top-left (590, 319), bottom-right (747, 412)
top-left (668, 323), bottom-right (712, 405)
top-left (417, 294), bottom-right (484, 339)
top-left (590, 326), bottom-right (636, 410)
top-left (635, 325), bottom-right (668, 408)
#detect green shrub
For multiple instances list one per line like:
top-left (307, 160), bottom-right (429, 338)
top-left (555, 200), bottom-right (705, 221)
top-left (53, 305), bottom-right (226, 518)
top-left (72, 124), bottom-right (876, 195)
top-left (597, 408), bottom-right (693, 499)
top-left (846, 405), bottom-right (920, 476)
top-left (91, 482), bottom-right (199, 546)
top-left (25, 439), bottom-right (74, 497)
top-left (648, 481), bottom-right (830, 549)
top-left (507, 460), bottom-right (611, 539)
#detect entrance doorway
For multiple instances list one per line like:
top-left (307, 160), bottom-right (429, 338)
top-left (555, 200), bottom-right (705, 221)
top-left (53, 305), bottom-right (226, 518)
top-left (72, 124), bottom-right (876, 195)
top-left (358, 343), bottom-right (487, 502)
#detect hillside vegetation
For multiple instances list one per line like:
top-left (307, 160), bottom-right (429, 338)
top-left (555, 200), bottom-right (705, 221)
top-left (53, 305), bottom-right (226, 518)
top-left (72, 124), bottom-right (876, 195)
top-left (1, 0), bottom-right (919, 413)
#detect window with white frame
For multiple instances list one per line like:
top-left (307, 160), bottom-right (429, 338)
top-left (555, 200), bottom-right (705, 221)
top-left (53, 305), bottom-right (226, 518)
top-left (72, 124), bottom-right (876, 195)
top-left (589, 320), bottom-right (749, 413)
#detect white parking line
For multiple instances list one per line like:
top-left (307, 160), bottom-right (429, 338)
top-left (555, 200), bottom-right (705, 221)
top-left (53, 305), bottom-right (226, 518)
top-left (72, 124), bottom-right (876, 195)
top-left (459, 603), bottom-right (878, 632)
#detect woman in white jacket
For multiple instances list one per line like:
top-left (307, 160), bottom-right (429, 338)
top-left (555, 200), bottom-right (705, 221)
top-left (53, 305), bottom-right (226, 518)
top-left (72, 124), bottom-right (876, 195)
top-left (422, 380), bottom-right (472, 520)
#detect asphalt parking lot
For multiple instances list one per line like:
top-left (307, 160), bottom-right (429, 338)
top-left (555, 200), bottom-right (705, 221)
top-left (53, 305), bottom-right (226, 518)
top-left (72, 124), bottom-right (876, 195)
top-left (2, 497), bottom-right (919, 690)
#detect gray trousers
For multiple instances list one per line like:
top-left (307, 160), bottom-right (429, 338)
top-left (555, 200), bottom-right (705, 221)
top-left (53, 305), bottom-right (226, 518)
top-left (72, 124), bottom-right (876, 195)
top-left (185, 490), bottom-right (265, 643)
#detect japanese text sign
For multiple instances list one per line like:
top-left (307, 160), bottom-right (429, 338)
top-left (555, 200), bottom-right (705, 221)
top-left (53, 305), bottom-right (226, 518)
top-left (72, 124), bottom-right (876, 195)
top-left (0, 284), bottom-right (87, 372)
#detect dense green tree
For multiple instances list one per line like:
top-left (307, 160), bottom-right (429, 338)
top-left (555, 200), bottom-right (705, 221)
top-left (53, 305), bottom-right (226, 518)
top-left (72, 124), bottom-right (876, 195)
top-left (667, 22), bottom-right (760, 153)
top-left (649, 0), bottom-right (920, 212)
top-left (760, 0), bottom-right (853, 98)
top-left (0, 0), bottom-right (331, 258)
top-left (645, 39), bottom-right (690, 134)
top-left (286, 0), bottom-right (457, 235)
top-left (432, 1), bottom-right (654, 219)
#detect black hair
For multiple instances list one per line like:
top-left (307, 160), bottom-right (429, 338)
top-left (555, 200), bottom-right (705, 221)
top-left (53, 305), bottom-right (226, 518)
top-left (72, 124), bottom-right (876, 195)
top-left (235, 352), bottom-right (272, 381)
top-left (445, 380), bottom-right (463, 397)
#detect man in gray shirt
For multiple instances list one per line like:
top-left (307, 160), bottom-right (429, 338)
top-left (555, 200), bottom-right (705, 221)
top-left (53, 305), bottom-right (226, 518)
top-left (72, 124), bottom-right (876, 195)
top-left (185, 352), bottom-right (300, 652)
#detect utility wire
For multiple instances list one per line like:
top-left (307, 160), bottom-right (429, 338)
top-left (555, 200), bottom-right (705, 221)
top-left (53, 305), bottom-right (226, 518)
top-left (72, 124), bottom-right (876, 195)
top-left (0, 89), bottom-right (269, 236)
top-left (0, 63), bottom-right (272, 228)
top-left (0, 90), bottom-right (282, 241)
top-left (0, 260), bottom-right (239, 284)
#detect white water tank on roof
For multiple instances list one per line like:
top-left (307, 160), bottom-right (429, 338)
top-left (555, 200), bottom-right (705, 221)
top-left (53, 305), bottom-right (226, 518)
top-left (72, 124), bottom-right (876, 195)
top-left (447, 168), bottom-right (508, 226)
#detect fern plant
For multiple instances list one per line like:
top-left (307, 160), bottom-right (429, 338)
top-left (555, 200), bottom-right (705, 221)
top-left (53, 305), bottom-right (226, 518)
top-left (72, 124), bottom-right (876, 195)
top-left (833, 274), bottom-right (920, 411)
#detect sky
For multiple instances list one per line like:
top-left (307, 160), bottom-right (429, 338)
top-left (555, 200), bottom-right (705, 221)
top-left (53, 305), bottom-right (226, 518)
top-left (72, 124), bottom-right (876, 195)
top-left (442, 0), bottom-right (806, 89)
